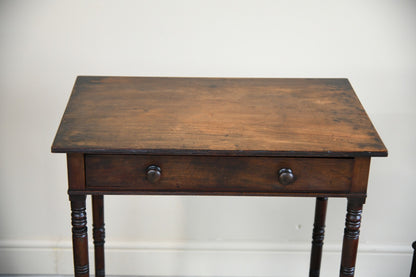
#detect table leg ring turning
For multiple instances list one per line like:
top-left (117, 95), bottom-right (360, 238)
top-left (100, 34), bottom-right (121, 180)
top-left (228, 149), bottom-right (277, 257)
top-left (309, 197), bottom-right (328, 277)
top-left (70, 195), bottom-right (90, 277)
top-left (340, 197), bottom-right (365, 277)
top-left (53, 77), bottom-right (387, 277)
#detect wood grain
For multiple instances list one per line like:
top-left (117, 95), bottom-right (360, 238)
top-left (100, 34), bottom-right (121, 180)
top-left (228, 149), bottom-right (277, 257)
top-left (67, 153), bottom-right (86, 190)
top-left (52, 77), bottom-right (387, 157)
top-left (350, 157), bottom-right (371, 193)
top-left (84, 155), bottom-right (354, 194)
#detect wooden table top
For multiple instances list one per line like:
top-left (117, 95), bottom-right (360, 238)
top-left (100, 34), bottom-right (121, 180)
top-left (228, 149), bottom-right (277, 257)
top-left (52, 76), bottom-right (387, 157)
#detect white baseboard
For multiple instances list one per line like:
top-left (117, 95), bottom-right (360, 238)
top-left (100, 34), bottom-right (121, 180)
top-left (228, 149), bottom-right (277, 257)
top-left (0, 240), bottom-right (412, 277)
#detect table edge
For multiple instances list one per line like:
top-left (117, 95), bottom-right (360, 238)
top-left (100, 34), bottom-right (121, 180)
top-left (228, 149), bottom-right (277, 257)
top-left (51, 147), bottom-right (388, 157)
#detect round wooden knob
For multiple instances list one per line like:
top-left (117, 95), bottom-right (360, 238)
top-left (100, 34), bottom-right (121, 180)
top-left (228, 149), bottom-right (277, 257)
top-left (146, 165), bottom-right (161, 183)
top-left (278, 168), bottom-right (294, 185)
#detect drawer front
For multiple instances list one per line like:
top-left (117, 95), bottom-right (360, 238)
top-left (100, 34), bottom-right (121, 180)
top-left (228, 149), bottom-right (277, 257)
top-left (85, 155), bottom-right (354, 194)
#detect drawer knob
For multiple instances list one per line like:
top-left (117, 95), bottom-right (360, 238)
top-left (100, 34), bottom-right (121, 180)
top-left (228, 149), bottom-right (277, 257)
top-left (278, 168), bottom-right (295, 185)
top-left (146, 165), bottom-right (161, 183)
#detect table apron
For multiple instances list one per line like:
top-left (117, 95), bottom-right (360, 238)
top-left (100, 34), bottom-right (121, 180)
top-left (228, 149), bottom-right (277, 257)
top-left (81, 155), bottom-right (357, 195)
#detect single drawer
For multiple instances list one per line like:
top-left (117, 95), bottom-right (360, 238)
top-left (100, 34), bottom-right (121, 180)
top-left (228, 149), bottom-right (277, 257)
top-left (84, 155), bottom-right (354, 194)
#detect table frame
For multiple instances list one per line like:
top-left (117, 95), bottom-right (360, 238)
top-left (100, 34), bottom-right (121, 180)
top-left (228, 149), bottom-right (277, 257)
top-left (67, 154), bottom-right (368, 277)
top-left (54, 77), bottom-right (386, 277)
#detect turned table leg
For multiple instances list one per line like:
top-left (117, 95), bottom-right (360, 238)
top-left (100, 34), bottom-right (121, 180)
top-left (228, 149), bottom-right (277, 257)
top-left (340, 197), bottom-right (365, 277)
top-left (70, 195), bottom-right (90, 277)
top-left (92, 195), bottom-right (105, 277)
top-left (411, 241), bottom-right (416, 277)
top-left (309, 197), bottom-right (328, 277)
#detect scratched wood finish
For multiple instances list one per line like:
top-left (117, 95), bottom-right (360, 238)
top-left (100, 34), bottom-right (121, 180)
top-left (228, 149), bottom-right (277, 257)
top-left (52, 77), bottom-right (387, 157)
top-left (84, 155), bottom-right (354, 194)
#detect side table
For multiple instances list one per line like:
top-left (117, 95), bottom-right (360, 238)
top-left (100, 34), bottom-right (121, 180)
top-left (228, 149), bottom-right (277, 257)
top-left (52, 77), bottom-right (387, 277)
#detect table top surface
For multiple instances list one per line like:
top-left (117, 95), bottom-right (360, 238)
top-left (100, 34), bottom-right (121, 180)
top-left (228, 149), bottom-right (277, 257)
top-left (52, 76), bottom-right (387, 157)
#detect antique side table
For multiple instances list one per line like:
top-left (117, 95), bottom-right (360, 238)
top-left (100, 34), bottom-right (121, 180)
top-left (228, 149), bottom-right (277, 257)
top-left (52, 77), bottom-right (387, 277)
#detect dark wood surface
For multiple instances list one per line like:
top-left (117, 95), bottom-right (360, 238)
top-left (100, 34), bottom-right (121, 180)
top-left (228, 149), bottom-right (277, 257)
top-left (69, 195), bottom-right (89, 277)
top-left (55, 77), bottom-right (388, 277)
top-left (92, 195), bottom-right (105, 277)
top-left (340, 197), bottom-right (365, 277)
top-left (67, 153), bottom-right (85, 191)
top-left (52, 77), bottom-right (387, 157)
top-left (411, 241), bottom-right (416, 277)
top-left (84, 155), bottom-right (354, 195)
top-left (309, 197), bottom-right (328, 277)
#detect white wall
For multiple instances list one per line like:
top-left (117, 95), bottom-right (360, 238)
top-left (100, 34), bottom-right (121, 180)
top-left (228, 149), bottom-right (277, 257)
top-left (0, 0), bottom-right (415, 276)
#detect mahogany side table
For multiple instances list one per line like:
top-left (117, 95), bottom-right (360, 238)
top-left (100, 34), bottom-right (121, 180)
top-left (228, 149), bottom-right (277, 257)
top-left (52, 77), bottom-right (387, 277)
